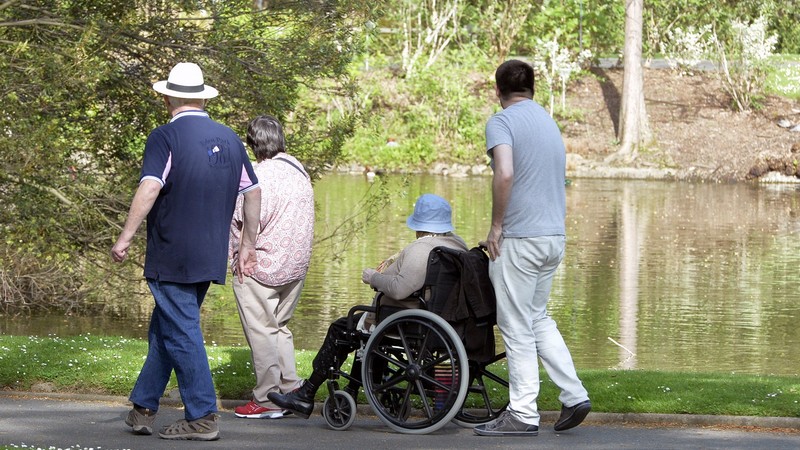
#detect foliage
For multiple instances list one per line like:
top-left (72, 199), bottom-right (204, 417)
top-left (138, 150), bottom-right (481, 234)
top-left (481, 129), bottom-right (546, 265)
top-left (662, 25), bottom-right (715, 74)
top-left (765, 54), bottom-right (800, 99)
top-left (343, 47), bottom-right (494, 170)
top-left (2, 0), bottom-right (799, 315)
top-left (644, 0), bottom-right (799, 56)
top-left (520, 0), bottom-right (625, 59)
top-left (644, 0), bottom-right (725, 59)
top-left (344, 0), bottom-right (621, 171)
top-left (724, 0), bottom-right (800, 55)
top-left (714, 16), bottom-right (779, 111)
top-left (0, 0), bottom-right (370, 313)
top-left (768, 1), bottom-right (800, 54)
top-left (388, 0), bottom-right (460, 79)
top-left (648, 4), bottom-right (781, 111)
top-left (532, 34), bottom-right (593, 115)
top-left (464, 0), bottom-right (532, 64)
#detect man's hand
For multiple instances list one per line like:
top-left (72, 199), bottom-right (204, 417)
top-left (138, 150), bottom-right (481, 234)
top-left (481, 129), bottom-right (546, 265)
top-left (481, 225), bottom-right (503, 261)
top-left (237, 244), bottom-right (257, 283)
top-left (362, 268), bottom-right (377, 285)
top-left (111, 236), bottom-right (132, 262)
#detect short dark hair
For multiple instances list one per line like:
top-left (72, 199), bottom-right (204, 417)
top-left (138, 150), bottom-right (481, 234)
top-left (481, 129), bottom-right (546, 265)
top-left (246, 115), bottom-right (285, 161)
top-left (495, 59), bottom-right (535, 100)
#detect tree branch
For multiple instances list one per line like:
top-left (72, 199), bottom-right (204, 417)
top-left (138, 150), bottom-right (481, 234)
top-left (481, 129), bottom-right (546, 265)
top-left (2, 174), bottom-right (75, 208)
top-left (0, 18), bottom-right (82, 29)
top-left (0, 0), bottom-right (20, 12)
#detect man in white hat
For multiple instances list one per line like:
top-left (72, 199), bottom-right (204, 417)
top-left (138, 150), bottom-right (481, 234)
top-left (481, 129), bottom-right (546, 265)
top-left (112, 62), bottom-right (261, 441)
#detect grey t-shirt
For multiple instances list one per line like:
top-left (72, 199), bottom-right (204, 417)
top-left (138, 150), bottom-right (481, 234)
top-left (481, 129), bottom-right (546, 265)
top-left (485, 99), bottom-right (566, 238)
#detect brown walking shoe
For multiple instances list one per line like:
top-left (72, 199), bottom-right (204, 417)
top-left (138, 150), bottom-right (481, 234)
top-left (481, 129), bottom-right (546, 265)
top-left (158, 413), bottom-right (219, 441)
top-left (125, 406), bottom-right (156, 435)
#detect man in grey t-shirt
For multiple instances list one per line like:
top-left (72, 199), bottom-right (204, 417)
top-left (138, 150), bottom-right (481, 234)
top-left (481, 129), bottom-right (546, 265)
top-left (475, 59), bottom-right (591, 437)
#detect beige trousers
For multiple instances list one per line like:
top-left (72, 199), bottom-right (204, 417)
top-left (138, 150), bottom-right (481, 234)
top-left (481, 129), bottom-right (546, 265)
top-left (233, 276), bottom-right (304, 407)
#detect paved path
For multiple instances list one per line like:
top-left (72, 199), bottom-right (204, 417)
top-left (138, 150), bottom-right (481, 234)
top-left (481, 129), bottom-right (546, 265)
top-left (0, 392), bottom-right (798, 450)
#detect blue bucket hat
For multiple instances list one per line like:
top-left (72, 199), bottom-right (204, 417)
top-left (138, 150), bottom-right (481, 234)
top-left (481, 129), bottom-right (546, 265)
top-left (406, 194), bottom-right (454, 233)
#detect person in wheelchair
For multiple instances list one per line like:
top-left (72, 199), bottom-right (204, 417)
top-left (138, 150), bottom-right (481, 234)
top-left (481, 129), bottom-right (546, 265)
top-left (268, 193), bottom-right (469, 419)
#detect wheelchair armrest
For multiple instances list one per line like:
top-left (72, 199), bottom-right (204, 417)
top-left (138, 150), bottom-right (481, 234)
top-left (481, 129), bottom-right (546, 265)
top-left (346, 304), bottom-right (376, 330)
top-left (408, 291), bottom-right (428, 310)
top-left (346, 291), bottom-right (429, 330)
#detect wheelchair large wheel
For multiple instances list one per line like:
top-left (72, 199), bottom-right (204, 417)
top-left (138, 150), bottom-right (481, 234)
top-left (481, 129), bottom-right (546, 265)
top-left (322, 390), bottom-right (357, 431)
top-left (452, 351), bottom-right (509, 428)
top-left (361, 309), bottom-right (469, 435)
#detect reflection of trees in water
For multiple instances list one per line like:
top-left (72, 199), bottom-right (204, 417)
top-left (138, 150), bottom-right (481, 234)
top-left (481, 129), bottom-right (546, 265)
top-left (563, 180), bottom-right (800, 374)
top-left (616, 183), bottom-right (643, 370)
top-left (635, 183), bottom-right (799, 373)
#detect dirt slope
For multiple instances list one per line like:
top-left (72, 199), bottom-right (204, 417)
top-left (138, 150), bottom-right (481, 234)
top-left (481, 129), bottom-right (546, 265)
top-left (561, 67), bottom-right (800, 182)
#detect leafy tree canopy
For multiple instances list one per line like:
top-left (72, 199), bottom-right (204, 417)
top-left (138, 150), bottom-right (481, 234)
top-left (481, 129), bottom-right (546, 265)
top-left (0, 0), bottom-right (370, 313)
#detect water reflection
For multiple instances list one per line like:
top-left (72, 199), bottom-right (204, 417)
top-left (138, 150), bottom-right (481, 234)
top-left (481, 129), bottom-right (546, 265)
top-left (3, 175), bottom-right (799, 375)
top-left (616, 183), bottom-right (640, 370)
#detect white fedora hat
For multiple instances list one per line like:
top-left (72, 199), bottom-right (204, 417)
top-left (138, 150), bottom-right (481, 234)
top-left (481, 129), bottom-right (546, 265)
top-left (153, 62), bottom-right (219, 99)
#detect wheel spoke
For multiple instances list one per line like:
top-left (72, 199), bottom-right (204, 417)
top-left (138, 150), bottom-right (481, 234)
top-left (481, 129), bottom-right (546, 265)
top-left (369, 343), bottom-right (408, 371)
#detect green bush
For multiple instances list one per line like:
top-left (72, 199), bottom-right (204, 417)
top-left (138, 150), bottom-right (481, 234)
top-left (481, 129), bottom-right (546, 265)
top-left (765, 54), bottom-right (800, 99)
top-left (343, 48), bottom-right (495, 170)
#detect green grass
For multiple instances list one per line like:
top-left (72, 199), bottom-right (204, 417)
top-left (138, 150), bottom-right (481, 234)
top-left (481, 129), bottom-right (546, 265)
top-left (1, 334), bottom-right (798, 418)
top-left (766, 54), bottom-right (800, 99)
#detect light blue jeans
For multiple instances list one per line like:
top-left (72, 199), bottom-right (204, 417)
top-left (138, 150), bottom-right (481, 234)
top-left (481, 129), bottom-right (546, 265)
top-left (129, 279), bottom-right (217, 421)
top-left (489, 236), bottom-right (589, 425)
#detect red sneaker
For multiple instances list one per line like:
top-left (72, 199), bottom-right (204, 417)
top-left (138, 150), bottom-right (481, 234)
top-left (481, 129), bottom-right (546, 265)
top-left (234, 401), bottom-right (288, 419)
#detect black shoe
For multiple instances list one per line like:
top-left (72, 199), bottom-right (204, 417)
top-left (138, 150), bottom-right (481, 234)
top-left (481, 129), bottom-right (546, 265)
top-left (268, 381), bottom-right (316, 419)
top-left (554, 399), bottom-right (592, 431)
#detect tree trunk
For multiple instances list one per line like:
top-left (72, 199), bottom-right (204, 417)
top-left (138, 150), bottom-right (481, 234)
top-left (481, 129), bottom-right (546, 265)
top-left (611, 0), bottom-right (651, 163)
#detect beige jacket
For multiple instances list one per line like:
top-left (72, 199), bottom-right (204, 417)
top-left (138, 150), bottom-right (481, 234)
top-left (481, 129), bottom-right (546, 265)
top-left (361, 233), bottom-right (468, 330)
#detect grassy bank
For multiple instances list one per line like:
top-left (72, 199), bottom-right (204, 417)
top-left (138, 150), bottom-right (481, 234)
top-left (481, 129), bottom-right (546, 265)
top-left (1, 334), bottom-right (798, 418)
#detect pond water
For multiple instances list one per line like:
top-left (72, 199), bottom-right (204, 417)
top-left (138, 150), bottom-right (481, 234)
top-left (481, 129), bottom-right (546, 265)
top-left (3, 174), bottom-right (800, 376)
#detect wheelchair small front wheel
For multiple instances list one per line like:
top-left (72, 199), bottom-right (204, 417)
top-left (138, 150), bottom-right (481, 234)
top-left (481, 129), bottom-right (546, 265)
top-left (322, 390), bottom-right (357, 431)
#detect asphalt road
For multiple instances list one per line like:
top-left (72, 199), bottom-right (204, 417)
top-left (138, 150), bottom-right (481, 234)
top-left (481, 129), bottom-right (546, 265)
top-left (0, 393), bottom-right (798, 450)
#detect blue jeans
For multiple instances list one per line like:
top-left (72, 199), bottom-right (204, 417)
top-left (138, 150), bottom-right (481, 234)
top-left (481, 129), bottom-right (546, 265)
top-left (129, 279), bottom-right (217, 421)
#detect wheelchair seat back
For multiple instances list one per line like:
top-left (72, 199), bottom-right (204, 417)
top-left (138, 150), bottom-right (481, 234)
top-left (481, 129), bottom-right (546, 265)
top-left (419, 246), bottom-right (497, 363)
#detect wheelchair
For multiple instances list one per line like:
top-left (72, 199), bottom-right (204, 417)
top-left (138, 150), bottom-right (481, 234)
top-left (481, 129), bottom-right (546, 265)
top-left (320, 245), bottom-right (510, 434)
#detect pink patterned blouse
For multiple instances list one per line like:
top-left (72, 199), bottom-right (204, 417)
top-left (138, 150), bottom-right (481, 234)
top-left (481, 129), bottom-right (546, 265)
top-left (229, 154), bottom-right (314, 286)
